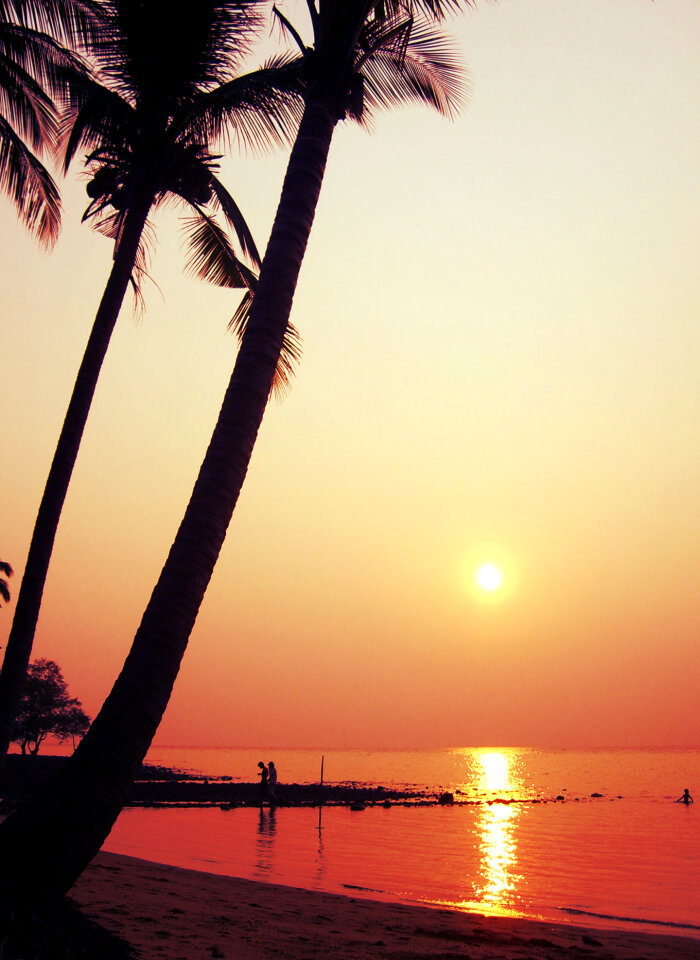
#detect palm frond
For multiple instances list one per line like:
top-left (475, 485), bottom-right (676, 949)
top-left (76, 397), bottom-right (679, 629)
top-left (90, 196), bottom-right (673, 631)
top-left (182, 209), bottom-right (301, 399)
top-left (0, 41), bottom-right (57, 148)
top-left (183, 54), bottom-right (304, 155)
top-left (182, 211), bottom-right (256, 290)
top-left (409, 0), bottom-right (476, 20)
top-left (272, 5), bottom-right (307, 56)
top-left (304, 0), bottom-right (321, 39)
top-left (372, 0), bottom-right (475, 23)
top-left (86, 201), bottom-right (120, 236)
top-left (209, 174), bottom-right (260, 268)
top-left (80, 188), bottom-right (112, 224)
top-left (0, 110), bottom-right (59, 243)
top-left (360, 20), bottom-right (467, 122)
top-left (111, 209), bottom-right (157, 315)
top-left (271, 317), bottom-right (304, 399)
top-left (89, 0), bottom-right (265, 107)
top-left (78, 200), bottom-right (156, 315)
top-left (127, 223), bottom-right (158, 318)
top-left (1, 0), bottom-right (104, 49)
top-left (358, 3), bottom-right (411, 58)
top-left (61, 78), bottom-right (133, 171)
top-left (355, 9), bottom-right (413, 90)
top-left (228, 287), bottom-right (303, 400)
top-left (0, 20), bottom-right (92, 108)
top-left (228, 285), bottom-right (253, 330)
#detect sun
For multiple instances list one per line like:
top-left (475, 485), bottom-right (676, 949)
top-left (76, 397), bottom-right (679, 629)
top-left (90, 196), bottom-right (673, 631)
top-left (462, 545), bottom-right (515, 602)
top-left (476, 563), bottom-right (503, 592)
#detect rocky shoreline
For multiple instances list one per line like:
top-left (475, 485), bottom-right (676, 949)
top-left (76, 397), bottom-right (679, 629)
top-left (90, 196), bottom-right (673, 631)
top-left (0, 755), bottom-right (432, 811)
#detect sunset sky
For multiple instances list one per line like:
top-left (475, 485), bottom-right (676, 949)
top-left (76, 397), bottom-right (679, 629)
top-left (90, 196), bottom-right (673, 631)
top-left (2, 0), bottom-right (698, 750)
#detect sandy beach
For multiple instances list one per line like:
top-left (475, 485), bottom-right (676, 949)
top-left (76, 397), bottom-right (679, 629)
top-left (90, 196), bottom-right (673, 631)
top-left (69, 852), bottom-right (698, 960)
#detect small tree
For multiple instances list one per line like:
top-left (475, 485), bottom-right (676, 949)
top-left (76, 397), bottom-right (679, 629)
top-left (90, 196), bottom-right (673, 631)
top-left (53, 703), bottom-right (91, 750)
top-left (11, 659), bottom-right (90, 756)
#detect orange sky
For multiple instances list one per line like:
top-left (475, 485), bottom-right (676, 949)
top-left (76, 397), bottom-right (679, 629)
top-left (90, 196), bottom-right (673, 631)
top-left (2, 0), bottom-right (699, 749)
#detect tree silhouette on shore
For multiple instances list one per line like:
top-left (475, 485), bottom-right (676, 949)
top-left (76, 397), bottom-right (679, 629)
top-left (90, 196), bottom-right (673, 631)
top-left (11, 658), bottom-right (90, 756)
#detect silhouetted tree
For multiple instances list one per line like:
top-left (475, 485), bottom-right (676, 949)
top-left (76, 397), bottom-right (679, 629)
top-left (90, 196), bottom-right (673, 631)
top-left (11, 658), bottom-right (90, 756)
top-left (53, 701), bottom-right (91, 750)
top-left (0, 0), bottom-right (467, 897)
top-left (0, 0), bottom-right (302, 759)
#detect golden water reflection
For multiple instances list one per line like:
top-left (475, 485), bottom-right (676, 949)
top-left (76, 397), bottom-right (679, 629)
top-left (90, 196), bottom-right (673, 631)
top-left (474, 800), bottom-right (521, 912)
top-left (460, 749), bottom-right (525, 917)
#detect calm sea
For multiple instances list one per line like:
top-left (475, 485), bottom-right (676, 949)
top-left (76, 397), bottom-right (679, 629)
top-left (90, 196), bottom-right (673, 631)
top-left (102, 746), bottom-right (699, 938)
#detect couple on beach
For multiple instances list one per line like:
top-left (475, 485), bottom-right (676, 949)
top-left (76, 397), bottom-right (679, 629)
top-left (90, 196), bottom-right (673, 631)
top-left (257, 761), bottom-right (278, 805)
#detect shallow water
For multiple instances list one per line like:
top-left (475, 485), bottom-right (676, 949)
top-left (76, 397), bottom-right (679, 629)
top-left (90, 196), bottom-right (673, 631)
top-left (144, 745), bottom-right (697, 801)
top-left (101, 746), bottom-right (699, 937)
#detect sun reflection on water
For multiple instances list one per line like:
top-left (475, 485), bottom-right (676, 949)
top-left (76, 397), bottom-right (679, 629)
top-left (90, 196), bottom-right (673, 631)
top-left (479, 750), bottom-right (510, 793)
top-left (457, 749), bottom-right (525, 918)
top-left (474, 799), bottom-right (521, 912)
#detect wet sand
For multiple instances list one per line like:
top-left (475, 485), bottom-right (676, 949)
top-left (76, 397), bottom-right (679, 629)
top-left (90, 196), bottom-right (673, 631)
top-left (70, 852), bottom-right (698, 960)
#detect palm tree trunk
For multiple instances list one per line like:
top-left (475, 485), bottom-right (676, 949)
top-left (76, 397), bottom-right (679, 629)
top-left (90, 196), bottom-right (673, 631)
top-left (0, 197), bottom-right (152, 761)
top-left (0, 97), bottom-right (338, 897)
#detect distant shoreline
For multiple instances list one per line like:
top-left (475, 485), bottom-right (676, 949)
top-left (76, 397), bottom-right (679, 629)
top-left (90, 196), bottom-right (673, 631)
top-left (1, 754), bottom-right (428, 809)
top-left (1, 753), bottom-right (580, 810)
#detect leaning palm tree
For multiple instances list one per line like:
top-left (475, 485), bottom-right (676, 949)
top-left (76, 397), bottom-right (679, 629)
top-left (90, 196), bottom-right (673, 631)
top-left (0, 0), bottom-right (302, 760)
top-left (0, 0), bottom-right (467, 896)
top-left (0, 561), bottom-right (12, 607)
top-left (0, 0), bottom-right (101, 244)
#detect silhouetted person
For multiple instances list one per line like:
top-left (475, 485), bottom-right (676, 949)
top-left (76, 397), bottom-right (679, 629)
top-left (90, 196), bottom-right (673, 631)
top-left (268, 760), bottom-right (278, 803)
top-left (676, 788), bottom-right (693, 805)
top-left (257, 761), bottom-right (268, 805)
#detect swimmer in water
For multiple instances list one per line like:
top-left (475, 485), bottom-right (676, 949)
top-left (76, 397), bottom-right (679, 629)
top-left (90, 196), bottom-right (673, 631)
top-left (675, 788), bottom-right (693, 804)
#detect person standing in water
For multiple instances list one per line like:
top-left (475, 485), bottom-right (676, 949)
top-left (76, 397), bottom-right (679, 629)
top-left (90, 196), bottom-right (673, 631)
top-left (268, 761), bottom-right (278, 804)
top-left (676, 788), bottom-right (693, 804)
top-left (257, 761), bottom-right (268, 805)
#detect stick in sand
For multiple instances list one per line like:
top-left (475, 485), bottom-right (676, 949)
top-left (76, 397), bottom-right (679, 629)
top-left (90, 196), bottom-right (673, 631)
top-left (318, 755), bottom-right (324, 832)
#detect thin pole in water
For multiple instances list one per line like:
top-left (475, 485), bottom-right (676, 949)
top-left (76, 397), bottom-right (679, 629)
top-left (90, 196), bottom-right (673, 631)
top-left (318, 755), bottom-right (324, 832)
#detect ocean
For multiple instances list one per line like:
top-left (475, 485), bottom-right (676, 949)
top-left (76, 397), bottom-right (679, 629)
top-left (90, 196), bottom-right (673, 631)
top-left (102, 746), bottom-right (699, 938)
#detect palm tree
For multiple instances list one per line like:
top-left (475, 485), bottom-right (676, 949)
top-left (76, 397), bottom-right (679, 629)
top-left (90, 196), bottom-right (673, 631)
top-left (0, 0), bottom-right (302, 760)
top-left (0, 0), bottom-right (467, 896)
top-left (0, 561), bottom-right (12, 606)
top-left (0, 0), bottom-right (101, 244)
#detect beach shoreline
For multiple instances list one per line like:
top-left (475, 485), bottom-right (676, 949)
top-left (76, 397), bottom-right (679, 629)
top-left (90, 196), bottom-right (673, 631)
top-left (70, 851), bottom-right (698, 960)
